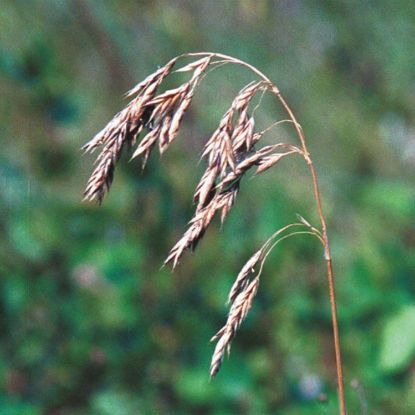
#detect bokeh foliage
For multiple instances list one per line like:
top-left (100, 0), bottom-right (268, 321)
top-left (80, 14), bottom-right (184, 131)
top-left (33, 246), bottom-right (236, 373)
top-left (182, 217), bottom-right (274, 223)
top-left (1, 1), bottom-right (414, 414)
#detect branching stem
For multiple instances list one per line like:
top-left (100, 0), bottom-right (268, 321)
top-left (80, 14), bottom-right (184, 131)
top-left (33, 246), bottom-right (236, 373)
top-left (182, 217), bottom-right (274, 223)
top-left (85, 51), bottom-right (346, 414)
top-left (180, 52), bottom-right (346, 415)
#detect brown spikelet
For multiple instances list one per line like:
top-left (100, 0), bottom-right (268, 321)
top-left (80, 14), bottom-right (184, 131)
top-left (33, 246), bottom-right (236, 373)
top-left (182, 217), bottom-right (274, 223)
top-left (163, 57), bottom-right (211, 146)
top-left (188, 56), bottom-right (212, 81)
top-left (168, 89), bottom-right (194, 141)
top-left (232, 112), bottom-right (255, 152)
top-left (125, 57), bottom-right (178, 98)
top-left (216, 182), bottom-right (240, 224)
top-left (82, 59), bottom-right (179, 202)
top-left (158, 114), bottom-right (173, 154)
top-left (131, 57), bottom-right (211, 159)
top-left (131, 126), bottom-right (161, 168)
top-left (167, 80), bottom-right (274, 264)
top-left (84, 58), bottom-right (178, 154)
top-left (202, 111), bottom-right (235, 177)
top-left (215, 150), bottom-right (260, 191)
top-left (209, 245), bottom-right (265, 377)
top-left (83, 132), bottom-right (125, 203)
top-left (193, 163), bottom-right (220, 211)
top-left (232, 81), bottom-right (264, 112)
top-left (210, 277), bottom-right (260, 378)
top-left (175, 56), bottom-right (211, 74)
top-left (254, 149), bottom-right (299, 175)
top-left (202, 82), bottom-right (264, 175)
top-left (164, 201), bottom-right (217, 268)
top-left (228, 249), bottom-right (263, 304)
top-left (83, 57), bottom-right (213, 202)
top-left (215, 144), bottom-right (288, 192)
top-left (165, 181), bottom-right (239, 268)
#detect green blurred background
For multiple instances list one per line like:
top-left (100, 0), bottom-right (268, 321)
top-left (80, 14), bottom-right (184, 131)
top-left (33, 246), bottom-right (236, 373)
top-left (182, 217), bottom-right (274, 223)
top-left (1, 1), bottom-right (414, 414)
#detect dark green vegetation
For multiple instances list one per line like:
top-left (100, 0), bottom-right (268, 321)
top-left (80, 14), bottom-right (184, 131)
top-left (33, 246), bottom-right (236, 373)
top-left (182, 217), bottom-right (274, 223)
top-left (1, 1), bottom-right (414, 414)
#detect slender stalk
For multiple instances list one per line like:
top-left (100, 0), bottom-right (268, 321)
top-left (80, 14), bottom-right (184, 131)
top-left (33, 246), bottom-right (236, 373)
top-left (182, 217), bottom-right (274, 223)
top-left (184, 52), bottom-right (346, 414)
top-left (272, 92), bottom-right (346, 415)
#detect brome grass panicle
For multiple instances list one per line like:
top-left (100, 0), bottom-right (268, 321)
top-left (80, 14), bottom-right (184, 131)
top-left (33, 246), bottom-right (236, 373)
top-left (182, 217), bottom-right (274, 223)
top-left (82, 52), bottom-right (347, 415)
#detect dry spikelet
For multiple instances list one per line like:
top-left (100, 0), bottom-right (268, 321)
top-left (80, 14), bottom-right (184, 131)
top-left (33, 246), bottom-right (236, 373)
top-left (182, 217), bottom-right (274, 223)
top-left (83, 132), bottom-right (125, 203)
top-left (209, 246), bottom-right (265, 378)
top-left (228, 249), bottom-right (263, 304)
top-left (216, 181), bottom-right (240, 224)
top-left (202, 111), bottom-right (235, 176)
top-left (83, 57), bottom-right (214, 202)
top-left (210, 276), bottom-right (260, 378)
top-left (82, 58), bottom-right (178, 202)
top-left (165, 80), bottom-right (266, 265)
top-left (84, 58), bottom-right (178, 154)
top-left (175, 56), bottom-right (211, 73)
top-left (232, 112), bottom-right (255, 153)
top-left (128, 58), bottom-right (211, 161)
top-left (167, 80), bottom-right (281, 265)
top-left (125, 58), bottom-right (179, 98)
top-left (164, 200), bottom-right (217, 268)
top-left (193, 163), bottom-right (220, 211)
top-left (215, 144), bottom-right (288, 191)
top-left (202, 82), bottom-right (264, 173)
top-left (254, 149), bottom-right (299, 175)
top-left (165, 181), bottom-right (239, 268)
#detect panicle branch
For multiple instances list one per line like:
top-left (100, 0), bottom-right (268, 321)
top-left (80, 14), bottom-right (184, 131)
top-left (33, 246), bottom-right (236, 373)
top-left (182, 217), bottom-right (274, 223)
top-left (209, 222), bottom-right (323, 377)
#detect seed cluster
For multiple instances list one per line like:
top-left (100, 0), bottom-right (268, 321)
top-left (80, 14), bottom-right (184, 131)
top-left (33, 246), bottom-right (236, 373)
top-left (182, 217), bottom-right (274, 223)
top-left (83, 54), bottom-right (303, 377)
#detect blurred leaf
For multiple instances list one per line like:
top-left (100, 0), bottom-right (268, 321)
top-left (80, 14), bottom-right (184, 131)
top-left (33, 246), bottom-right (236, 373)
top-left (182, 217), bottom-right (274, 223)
top-left (91, 390), bottom-right (142, 415)
top-left (0, 397), bottom-right (40, 415)
top-left (380, 306), bottom-right (415, 373)
top-left (176, 368), bottom-right (216, 405)
top-left (361, 181), bottom-right (415, 221)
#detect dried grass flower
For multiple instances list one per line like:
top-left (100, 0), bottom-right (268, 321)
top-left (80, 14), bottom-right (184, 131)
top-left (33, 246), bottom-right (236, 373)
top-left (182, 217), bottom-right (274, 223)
top-left (82, 52), bottom-right (346, 414)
